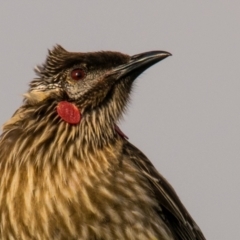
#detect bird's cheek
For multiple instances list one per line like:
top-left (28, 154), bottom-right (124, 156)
top-left (63, 81), bottom-right (83, 100)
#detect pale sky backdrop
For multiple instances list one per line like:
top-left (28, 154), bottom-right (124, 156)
top-left (0, 1), bottom-right (239, 239)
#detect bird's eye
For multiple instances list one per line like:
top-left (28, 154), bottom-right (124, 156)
top-left (70, 68), bottom-right (85, 81)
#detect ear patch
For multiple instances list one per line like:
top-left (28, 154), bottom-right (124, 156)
top-left (24, 91), bottom-right (52, 104)
top-left (57, 101), bottom-right (81, 124)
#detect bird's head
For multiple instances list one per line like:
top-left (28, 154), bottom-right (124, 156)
top-left (23, 45), bottom-right (170, 147)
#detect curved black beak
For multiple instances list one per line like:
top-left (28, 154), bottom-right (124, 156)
top-left (112, 51), bottom-right (171, 80)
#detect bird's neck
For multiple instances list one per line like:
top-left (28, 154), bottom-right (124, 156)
top-left (1, 100), bottom-right (125, 168)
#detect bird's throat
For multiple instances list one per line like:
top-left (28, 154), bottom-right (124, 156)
top-left (56, 101), bottom-right (128, 140)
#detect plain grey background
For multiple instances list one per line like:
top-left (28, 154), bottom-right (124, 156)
top-left (0, 1), bottom-right (239, 239)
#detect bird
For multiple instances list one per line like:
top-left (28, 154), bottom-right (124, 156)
top-left (0, 45), bottom-right (206, 240)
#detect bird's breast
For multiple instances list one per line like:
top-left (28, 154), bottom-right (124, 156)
top-left (0, 140), bottom-right (172, 240)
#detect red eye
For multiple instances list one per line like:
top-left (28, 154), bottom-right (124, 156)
top-left (70, 68), bottom-right (85, 81)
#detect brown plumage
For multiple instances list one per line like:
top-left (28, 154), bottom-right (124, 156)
top-left (0, 45), bottom-right (206, 240)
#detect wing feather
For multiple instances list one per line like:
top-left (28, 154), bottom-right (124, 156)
top-left (123, 141), bottom-right (206, 240)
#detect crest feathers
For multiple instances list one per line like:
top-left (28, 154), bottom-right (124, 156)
top-left (34, 44), bottom-right (69, 78)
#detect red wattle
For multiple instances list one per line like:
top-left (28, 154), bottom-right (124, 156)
top-left (57, 101), bottom-right (81, 124)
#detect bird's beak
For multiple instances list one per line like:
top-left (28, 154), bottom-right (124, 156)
top-left (112, 51), bottom-right (171, 80)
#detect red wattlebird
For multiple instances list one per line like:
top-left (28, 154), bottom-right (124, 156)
top-left (0, 46), bottom-right (206, 240)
